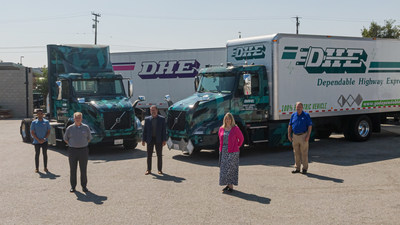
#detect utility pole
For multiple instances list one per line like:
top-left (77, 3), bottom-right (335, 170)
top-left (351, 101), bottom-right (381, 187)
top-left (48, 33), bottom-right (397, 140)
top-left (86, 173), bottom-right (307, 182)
top-left (238, 31), bottom-right (241, 39)
top-left (92, 12), bottom-right (101, 45)
top-left (292, 16), bottom-right (301, 34)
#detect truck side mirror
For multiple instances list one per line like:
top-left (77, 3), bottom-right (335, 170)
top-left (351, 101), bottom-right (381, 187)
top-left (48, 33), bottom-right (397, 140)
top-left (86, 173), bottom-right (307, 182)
top-left (165, 95), bottom-right (173, 107)
top-left (243, 73), bottom-right (252, 96)
top-left (133, 96), bottom-right (145, 108)
top-left (194, 75), bottom-right (200, 92)
top-left (128, 80), bottom-right (134, 98)
top-left (56, 81), bottom-right (62, 100)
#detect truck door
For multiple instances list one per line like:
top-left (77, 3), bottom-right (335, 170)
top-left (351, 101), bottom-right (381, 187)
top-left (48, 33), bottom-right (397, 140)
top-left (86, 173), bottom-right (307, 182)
top-left (54, 80), bottom-right (71, 122)
top-left (231, 67), bottom-right (269, 144)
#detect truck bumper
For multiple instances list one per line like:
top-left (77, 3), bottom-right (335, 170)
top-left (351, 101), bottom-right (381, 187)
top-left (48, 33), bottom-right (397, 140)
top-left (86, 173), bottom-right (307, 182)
top-left (167, 137), bottom-right (195, 154)
top-left (166, 134), bottom-right (219, 154)
top-left (99, 136), bottom-right (138, 146)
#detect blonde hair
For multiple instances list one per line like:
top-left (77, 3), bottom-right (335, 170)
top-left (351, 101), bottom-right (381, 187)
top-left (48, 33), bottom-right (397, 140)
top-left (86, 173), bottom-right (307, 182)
top-left (222, 112), bottom-right (236, 129)
top-left (73, 112), bottom-right (83, 118)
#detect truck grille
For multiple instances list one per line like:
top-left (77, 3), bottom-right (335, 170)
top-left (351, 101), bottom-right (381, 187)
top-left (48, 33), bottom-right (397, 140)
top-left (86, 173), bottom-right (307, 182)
top-left (103, 111), bottom-right (132, 130)
top-left (167, 110), bottom-right (186, 131)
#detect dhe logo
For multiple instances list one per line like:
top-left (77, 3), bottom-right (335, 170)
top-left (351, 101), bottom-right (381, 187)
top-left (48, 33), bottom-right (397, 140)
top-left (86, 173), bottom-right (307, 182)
top-left (231, 45), bottom-right (265, 60)
top-left (138, 60), bottom-right (200, 79)
top-left (282, 46), bottom-right (368, 74)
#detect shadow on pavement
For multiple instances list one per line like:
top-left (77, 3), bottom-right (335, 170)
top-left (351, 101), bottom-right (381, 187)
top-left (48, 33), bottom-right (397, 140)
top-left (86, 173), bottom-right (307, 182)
top-left (173, 129), bottom-right (400, 168)
top-left (48, 145), bottom-right (147, 163)
top-left (74, 191), bottom-right (108, 205)
top-left (151, 172), bottom-right (186, 183)
top-left (304, 172), bottom-right (343, 183)
top-left (90, 148), bottom-right (147, 163)
top-left (223, 190), bottom-right (271, 205)
top-left (38, 171), bottom-right (60, 180)
top-left (309, 130), bottom-right (400, 166)
top-left (172, 147), bottom-right (293, 168)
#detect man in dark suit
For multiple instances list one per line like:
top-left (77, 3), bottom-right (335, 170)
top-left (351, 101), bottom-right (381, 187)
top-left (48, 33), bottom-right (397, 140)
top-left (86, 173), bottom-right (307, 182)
top-left (142, 105), bottom-right (167, 175)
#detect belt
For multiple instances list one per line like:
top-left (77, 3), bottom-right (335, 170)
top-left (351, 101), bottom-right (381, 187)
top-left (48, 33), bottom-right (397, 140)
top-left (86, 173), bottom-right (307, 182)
top-left (294, 132), bottom-right (306, 135)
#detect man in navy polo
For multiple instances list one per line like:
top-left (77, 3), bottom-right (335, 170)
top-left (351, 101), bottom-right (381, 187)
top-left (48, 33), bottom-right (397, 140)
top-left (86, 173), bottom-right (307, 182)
top-left (288, 102), bottom-right (312, 174)
top-left (30, 109), bottom-right (51, 173)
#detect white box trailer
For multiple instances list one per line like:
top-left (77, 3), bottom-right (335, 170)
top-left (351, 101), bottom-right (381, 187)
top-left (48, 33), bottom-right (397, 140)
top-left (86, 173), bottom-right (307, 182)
top-left (111, 48), bottom-right (226, 118)
top-left (227, 33), bottom-right (400, 140)
top-left (227, 34), bottom-right (400, 120)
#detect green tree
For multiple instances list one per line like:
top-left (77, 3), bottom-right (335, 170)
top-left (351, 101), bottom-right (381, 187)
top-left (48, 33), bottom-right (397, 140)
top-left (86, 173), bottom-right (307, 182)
top-left (34, 66), bottom-right (48, 108)
top-left (361, 19), bottom-right (400, 39)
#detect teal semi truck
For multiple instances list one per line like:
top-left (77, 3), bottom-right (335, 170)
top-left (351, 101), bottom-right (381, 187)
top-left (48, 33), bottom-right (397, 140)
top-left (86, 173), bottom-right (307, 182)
top-left (20, 44), bottom-right (143, 149)
top-left (166, 33), bottom-right (400, 154)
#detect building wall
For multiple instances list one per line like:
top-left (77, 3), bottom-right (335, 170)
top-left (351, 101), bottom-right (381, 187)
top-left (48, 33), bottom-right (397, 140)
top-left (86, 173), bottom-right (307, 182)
top-left (0, 63), bottom-right (33, 118)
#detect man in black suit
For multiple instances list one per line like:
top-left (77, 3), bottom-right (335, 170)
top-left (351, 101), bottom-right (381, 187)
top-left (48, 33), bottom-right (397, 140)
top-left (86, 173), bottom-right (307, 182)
top-left (142, 105), bottom-right (167, 175)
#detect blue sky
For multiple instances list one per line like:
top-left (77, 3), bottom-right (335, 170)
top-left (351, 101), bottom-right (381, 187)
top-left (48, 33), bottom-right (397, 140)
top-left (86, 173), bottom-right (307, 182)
top-left (1, 0), bottom-right (399, 68)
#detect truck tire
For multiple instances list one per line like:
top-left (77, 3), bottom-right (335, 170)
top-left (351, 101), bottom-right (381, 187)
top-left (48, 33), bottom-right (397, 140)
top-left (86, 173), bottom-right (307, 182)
top-left (56, 140), bottom-right (67, 149)
top-left (345, 115), bottom-right (372, 142)
top-left (123, 140), bottom-right (138, 150)
top-left (189, 147), bottom-right (201, 156)
top-left (20, 119), bottom-right (33, 143)
top-left (314, 129), bottom-right (332, 139)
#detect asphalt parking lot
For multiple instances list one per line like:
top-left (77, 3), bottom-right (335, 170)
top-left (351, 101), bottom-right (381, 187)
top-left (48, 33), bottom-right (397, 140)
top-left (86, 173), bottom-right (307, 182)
top-left (1, 119), bottom-right (400, 225)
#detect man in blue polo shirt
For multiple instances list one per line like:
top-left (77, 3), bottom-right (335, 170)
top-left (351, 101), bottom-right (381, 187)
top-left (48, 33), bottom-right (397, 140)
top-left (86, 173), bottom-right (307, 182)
top-left (30, 109), bottom-right (51, 173)
top-left (288, 102), bottom-right (312, 174)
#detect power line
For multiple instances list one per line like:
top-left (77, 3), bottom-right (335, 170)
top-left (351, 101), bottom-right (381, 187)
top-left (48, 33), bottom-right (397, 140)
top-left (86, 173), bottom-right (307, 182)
top-left (104, 13), bottom-right (289, 21)
top-left (0, 13), bottom-right (88, 24)
top-left (0, 51), bottom-right (46, 53)
top-left (0, 46), bottom-right (44, 49)
top-left (302, 17), bottom-right (374, 23)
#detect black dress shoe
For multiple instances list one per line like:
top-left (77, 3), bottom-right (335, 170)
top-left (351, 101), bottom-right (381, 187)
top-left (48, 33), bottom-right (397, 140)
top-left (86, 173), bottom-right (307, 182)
top-left (222, 186), bottom-right (229, 191)
top-left (82, 187), bottom-right (89, 192)
top-left (302, 169), bottom-right (307, 174)
top-left (70, 188), bottom-right (75, 193)
top-left (292, 170), bottom-right (300, 174)
top-left (227, 187), bottom-right (233, 193)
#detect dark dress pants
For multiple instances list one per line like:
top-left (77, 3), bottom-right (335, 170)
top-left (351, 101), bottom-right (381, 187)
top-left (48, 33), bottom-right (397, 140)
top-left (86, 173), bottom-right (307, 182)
top-left (68, 147), bottom-right (89, 188)
top-left (34, 142), bottom-right (48, 169)
top-left (147, 139), bottom-right (163, 171)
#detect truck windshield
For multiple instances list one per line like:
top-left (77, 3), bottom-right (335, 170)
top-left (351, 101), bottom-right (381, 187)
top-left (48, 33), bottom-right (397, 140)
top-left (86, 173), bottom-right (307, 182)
top-left (197, 73), bottom-right (236, 94)
top-left (72, 79), bottom-right (125, 97)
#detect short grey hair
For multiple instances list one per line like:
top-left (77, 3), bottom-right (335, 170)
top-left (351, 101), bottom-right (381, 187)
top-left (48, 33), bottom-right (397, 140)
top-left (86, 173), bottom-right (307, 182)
top-left (73, 112), bottom-right (82, 118)
top-left (296, 102), bottom-right (303, 107)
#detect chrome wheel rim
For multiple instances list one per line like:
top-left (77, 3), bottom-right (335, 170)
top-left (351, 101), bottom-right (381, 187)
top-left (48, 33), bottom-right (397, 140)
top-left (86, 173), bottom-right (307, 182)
top-left (358, 120), bottom-right (370, 137)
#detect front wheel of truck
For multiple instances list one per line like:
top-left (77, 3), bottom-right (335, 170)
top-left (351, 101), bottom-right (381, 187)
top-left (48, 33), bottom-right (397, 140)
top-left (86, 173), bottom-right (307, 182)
top-left (20, 119), bottom-right (33, 143)
top-left (123, 140), bottom-right (138, 150)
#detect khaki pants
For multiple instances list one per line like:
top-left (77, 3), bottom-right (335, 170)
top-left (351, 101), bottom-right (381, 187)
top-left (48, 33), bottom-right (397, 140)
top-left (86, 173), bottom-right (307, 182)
top-left (292, 133), bottom-right (309, 171)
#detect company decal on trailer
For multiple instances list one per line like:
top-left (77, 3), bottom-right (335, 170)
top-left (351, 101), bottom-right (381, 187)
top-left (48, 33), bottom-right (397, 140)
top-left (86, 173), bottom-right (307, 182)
top-left (112, 62), bottom-right (136, 71)
top-left (279, 97), bottom-right (400, 114)
top-left (231, 44), bottom-right (266, 60)
top-left (282, 46), bottom-right (400, 87)
top-left (282, 46), bottom-right (368, 73)
top-left (138, 60), bottom-right (200, 79)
